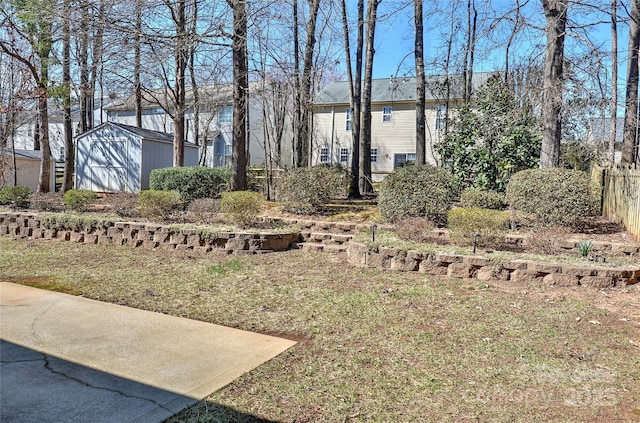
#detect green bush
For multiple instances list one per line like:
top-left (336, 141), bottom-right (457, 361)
top-left (460, 188), bottom-right (506, 210)
top-left (506, 168), bottom-right (598, 227)
top-left (277, 166), bottom-right (345, 214)
top-left (447, 207), bottom-right (510, 247)
top-left (41, 214), bottom-right (116, 232)
top-left (63, 189), bottom-right (97, 211)
top-left (149, 166), bottom-right (232, 203)
top-left (0, 186), bottom-right (31, 207)
top-left (378, 164), bottom-right (457, 225)
top-left (138, 190), bottom-right (182, 220)
top-left (220, 191), bottom-right (264, 227)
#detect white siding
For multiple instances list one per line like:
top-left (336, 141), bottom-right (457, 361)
top-left (312, 101), bottom-right (445, 181)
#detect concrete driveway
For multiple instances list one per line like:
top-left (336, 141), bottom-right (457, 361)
top-left (0, 282), bottom-right (296, 423)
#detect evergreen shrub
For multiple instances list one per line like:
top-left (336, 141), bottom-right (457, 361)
top-left (63, 189), bottom-right (97, 211)
top-left (220, 191), bottom-right (264, 227)
top-left (277, 166), bottom-right (345, 214)
top-left (378, 164), bottom-right (457, 225)
top-left (0, 186), bottom-right (31, 207)
top-left (447, 207), bottom-right (510, 247)
top-left (506, 168), bottom-right (598, 227)
top-left (139, 190), bottom-right (182, 220)
top-left (460, 188), bottom-right (506, 210)
top-left (150, 167), bottom-right (232, 203)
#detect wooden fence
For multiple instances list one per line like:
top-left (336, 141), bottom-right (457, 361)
top-left (593, 166), bottom-right (640, 241)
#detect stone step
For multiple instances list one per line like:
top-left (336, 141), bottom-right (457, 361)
top-left (298, 242), bottom-right (348, 254)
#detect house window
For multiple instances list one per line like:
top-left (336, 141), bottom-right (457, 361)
top-left (345, 108), bottom-right (352, 131)
top-left (382, 106), bottom-right (392, 122)
top-left (59, 146), bottom-right (65, 161)
top-left (218, 106), bottom-right (233, 124)
top-left (371, 147), bottom-right (378, 163)
top-left (339, 147), bottom-right (349, 163)
top-left (320, 146), bottom-right (330, 163)
top-left (436, 104), bottom-right (446, 130)
top-left (394, 153), bottom-right (416, 169)
top-left (27, 126), bottom-right (33, 137)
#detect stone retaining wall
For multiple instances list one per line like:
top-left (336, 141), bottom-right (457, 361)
top-left (347, 242), bottom-right (640, 287)
top-left (0, 212), bottom-right (300, 254)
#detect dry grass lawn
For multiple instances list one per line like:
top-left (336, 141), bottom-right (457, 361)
top-left (1, 236), bottom-right (639, 422)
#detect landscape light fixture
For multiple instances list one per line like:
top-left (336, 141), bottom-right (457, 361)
top-left (473, 232), bottom-right (480, 254)
top-left (371, 224), bottom-right (378, 243)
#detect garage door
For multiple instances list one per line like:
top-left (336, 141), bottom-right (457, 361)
top-left (90, 140), bottom-right (127, 192)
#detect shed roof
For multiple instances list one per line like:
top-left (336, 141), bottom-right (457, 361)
top-left (314, 72), bottom-right (497, 106)
top-left (1, 149), bottom-right (41, 160)
top-left (76, 122), bottom-right (197, 147)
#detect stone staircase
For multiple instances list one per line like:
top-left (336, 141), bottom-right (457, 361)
top-left (264, 217), bottom-right (385, 254)
top-left (296, 232), bottom-right (355, 253)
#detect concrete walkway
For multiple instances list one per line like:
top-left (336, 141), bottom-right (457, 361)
top-left (0, 282), bottom-right (296, 423)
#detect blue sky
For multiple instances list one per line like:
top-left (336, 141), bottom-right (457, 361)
top-left (367, 0), bottom-right (627, 83)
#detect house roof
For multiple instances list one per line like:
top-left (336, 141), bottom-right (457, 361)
top-left (1, 149), bottom-right (41, 160)
top-left (105, 82), bottom-right (260, 112)
top-left (76, 122), bottom-right (197, 147)
top-left (314, 72), bottom-right (497, 106)
top-left (587, 117), bottom-right (625, 143)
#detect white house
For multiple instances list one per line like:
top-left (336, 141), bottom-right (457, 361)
top-left (104, 82), bottom-right (293, 169)
top-left (312, 73), bottom-right (494, 181)
top-left (1, 149), bottom-right (55, 192)
top-left (9, 101), bottom-right (112, 163)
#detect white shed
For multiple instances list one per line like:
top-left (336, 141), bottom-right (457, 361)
top-left (75, 122), bottom-right (199, 193)
top-left (1, 149), bottom-right (55, 192)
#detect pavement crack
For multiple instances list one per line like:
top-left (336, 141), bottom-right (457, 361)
top-left (41, 354), bottom-right (175, 414)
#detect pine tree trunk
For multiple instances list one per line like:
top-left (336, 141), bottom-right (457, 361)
top-left (228, 0), bottom-right (248, 190)
top-left (359, 0), bottom-right (379, 195)
top-left (415, 0), bottom-right (426, 165)
top-left (622, 0), bottom-right (640, 165)
top-left (540, 0), bottom-right (567, 168)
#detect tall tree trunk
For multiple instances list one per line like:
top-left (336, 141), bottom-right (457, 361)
top-left (292, 0), bottom-right (301, 167)
top-left (188, 0), bottom-right (200, 150)
top-left (78, 0), bottom-right (90, 134)
top-left (89, 0), bottom-right (106, 131)
top-left (505, 0), bottom-right (522, 83)
top-left (62, 0), bottom-right (74, 192)
top-left (609, 0), bottom-right (618, 166)
top-left (540, 0), bottom-right (567, 168)
top-left (415, 0), bottom-right (426, 165)
top-left (342, 0), bottom-right (363, 198)
top-left (462, 0), bottom-right (477, 103)
top-left (228, 0), bottom-right (248, 190)
top-left (296, 0), bottom-right (322, 168)
top-left (622, 0), bottom-right (640, 165)
top-left (135, 0), bottom-right (142, 127)
top-left (359, 0), bottom-right (379, 195)
top-left (173, 0), bottom-right (187, 167)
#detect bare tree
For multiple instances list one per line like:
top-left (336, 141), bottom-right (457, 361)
top-left (540, 0), bottom-right (568, 168)
top-left (609, 0), bottom-right (618, 166)
top-left (226, 0), bottom-right (248, 190)
top-left (359, 0), bottom-right (380, 195)
top-left (62, 0), bottom-right (73, 191)
top-left (0, 0), bottom-right (56, 192)
top-left (415, 0), bottom-right (426, 165)
top-left (294, 0), bottom-right (322, 168)
top-left (342, 0), bottom-right (364, 198)
top-left (622, 0), bottom-right (640, 165)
